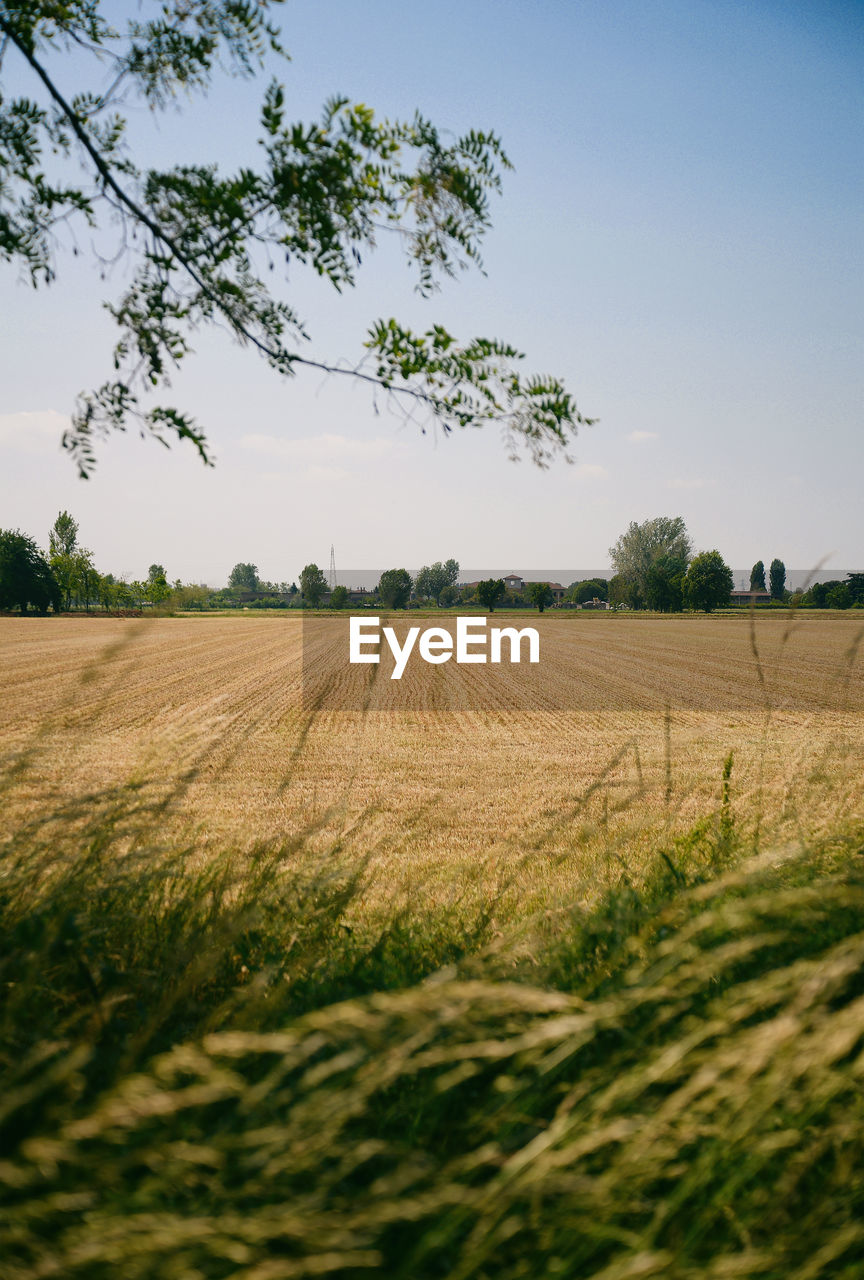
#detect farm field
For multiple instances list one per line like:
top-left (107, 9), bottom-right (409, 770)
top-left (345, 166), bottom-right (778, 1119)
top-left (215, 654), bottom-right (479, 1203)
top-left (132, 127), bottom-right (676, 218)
top-left (3, 611), bottom-right (864, 1280)
top-left (1, 612), bottom-right (862, 920)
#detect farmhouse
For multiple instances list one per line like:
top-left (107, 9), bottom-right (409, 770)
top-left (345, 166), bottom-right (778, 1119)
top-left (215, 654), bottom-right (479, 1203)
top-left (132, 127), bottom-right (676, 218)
top-left (458, 574), bottom-right (566, 605)
top-left (459, 573), bottom-right (525, 594)
top-left (501, 574), bottom-right (566, 602)
top-left (524, 580), bottom-right (566, 603)
top-left (500, 575), bottom-right (568, 603)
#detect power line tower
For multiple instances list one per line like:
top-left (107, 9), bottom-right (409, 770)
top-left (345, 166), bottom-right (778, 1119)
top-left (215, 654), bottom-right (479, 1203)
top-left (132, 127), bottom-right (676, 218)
top-left (328, 544), bottom-right (336, 590)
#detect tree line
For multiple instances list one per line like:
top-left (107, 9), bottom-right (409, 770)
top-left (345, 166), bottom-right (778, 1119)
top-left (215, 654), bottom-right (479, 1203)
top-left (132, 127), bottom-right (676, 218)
top-left (2, 513), bottom-right (862, 615)
top-left (605, 519), bottom-right (862, 612)
top-left (0, 513), bottom-right (211, 615)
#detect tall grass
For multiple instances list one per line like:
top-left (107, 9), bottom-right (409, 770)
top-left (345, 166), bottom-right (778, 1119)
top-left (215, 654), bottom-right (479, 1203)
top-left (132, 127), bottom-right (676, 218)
top-left (2, 749), bottom-right (864, 1278)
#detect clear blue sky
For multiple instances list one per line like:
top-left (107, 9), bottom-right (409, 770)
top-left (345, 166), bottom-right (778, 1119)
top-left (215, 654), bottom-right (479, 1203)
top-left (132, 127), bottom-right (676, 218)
top-left (1, 0), bottom-right (861, 584)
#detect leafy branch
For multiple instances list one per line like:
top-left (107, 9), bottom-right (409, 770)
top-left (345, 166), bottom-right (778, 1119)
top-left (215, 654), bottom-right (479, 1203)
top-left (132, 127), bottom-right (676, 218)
top-left (0, 1), bottom-right (592, 475)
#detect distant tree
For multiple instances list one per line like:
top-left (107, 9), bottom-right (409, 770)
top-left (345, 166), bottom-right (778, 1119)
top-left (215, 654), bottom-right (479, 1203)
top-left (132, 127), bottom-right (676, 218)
top-left (438, 583), bottom-right (459, 608)
top-left (805, 581), bottom-right (837, 608)
top-left (826, 583), bottom-right (852, 609)
top-left (147, 564), bottom-right (171, 605)
top-left (111, 579), bottom-right (135, 610)
top-left (528, 581), bottom-right (554, 612)
top-left (581, 581), bottom-right (609, 604)
top-left (377, 568), bottom-right (412, 610)
top-left (71, 549), bottom-right (98, 611)
top-left (476, 578), bottom-right (505, 612)
top-left (644, 555), bottom-right (685, 612)
top-left (609, 516), bottom-right (692, 609)
top-left (300, 564), bottom-right (328, 607)
top-left (413, 566), bottom-right (433, 600)
top-left (769, 559), bottom-right (786, 601)
top-left (96, 573), bottom-right (116, 612)
top-left (414, 559), bottom-right (460, 604)
top-left (502, 589), bottom-right (528, 609)
top-left (329, 585), bottom-right (349, 609)
top-left (48, 509), bottom-right (80, 610)
top-left (49, 510), bottom-right (78, 557)
top-left (847, 573), bottom-right (864, 605)
top-left (570, 578), bottom-right (608, 605)
top-left (750, 560), bottom-right (767, 591)
top-left (608, 574), bottom-right (634, 608)
top-left (0, 529), bottom-right (60, 613)
top-left (229, 563), bottom-right (260, 592)
top-left (168, 583), bottom-right (209, 611)
top-left (684, 551), bottom-right (733, 613)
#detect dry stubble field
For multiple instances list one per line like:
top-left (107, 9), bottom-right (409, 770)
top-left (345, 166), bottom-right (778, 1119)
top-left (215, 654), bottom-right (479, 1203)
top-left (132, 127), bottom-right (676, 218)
top-left (1, 612), bottom-right (862, 920)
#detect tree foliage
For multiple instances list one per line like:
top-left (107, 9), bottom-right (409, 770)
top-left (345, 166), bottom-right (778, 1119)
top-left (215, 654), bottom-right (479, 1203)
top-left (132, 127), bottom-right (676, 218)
top-left (825, 583), bottom-right (851, 609)
top-left (146, 563), bottom-right (170, 603)
top-left (749, 560), bottom-right (766, 592)
top-left (0, 528), bottom-right (60, 612)
top-left (228, 562), bottom-right (260, 592)
top-left (769, 558), bottom-right (786, 601)
top-left (644, 555), bottom-right (685, 612)
top-left (413, 559), bottom-right (459, 604)
top-left (47, 509), bottom-right (79, 609)
top-left (299, 563), bottom-right (327, 606)
top-left (569, 578), bottom-right (608, 605)
top-left (328, 585), bottom-right (348, 610)
top-left (0, 1), bottom-right (591, 476)
top-left (48, 510), bottom-right (78, 558)
top-left (476, 578), bottom-right (505, 612)
top-left (608, 573), bottom-right (635, 609)
top-left (527, 581), bottom-right (554, 612)
top-left (377, 568), bottom-right (412, 610)
top-left (609, 516), bottom-right (692, 609)
top-left (683, 550), bottom-right (733, 613)
top-left (805, 580), bottom-right (838, 609)
top-left (69, 547), bottom-right (97, 609)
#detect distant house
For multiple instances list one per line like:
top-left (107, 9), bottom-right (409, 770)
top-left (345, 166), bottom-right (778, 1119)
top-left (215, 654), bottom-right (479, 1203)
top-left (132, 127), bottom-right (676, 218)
top-left (460, 573), bottom-right (524, 594)
top-left (524, 580), bottom-right (566, 604)
top-left (459, 575), bottom-right (566, 605)
top-left (730, 589), bottom-right (772, 605)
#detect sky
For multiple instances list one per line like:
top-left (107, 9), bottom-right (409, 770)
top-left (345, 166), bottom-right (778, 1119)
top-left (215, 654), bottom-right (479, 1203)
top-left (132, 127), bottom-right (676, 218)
top-left (1, 0), bottom-right (862, 586)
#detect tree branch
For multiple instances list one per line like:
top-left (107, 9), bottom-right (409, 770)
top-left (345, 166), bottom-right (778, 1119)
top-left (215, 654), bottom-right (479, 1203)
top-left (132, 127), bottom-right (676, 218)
top-left (0, 13), bottom-right (468, 416)
top-left (0, 16), bottom-right (292, 361)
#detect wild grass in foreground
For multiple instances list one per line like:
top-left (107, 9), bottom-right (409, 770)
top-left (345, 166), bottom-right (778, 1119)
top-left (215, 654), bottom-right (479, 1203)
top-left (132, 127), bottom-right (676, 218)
top-left (2, 769), bottom-right (864, 1278)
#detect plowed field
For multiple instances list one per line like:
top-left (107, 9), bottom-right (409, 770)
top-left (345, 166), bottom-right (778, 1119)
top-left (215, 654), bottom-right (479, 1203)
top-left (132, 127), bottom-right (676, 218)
top-left (2, 614), bottom-right (862, 914)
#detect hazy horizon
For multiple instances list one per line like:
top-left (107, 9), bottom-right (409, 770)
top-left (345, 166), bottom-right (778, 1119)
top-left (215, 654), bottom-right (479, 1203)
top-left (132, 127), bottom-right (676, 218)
top-left (254, 568), bottom-right (857, 593)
